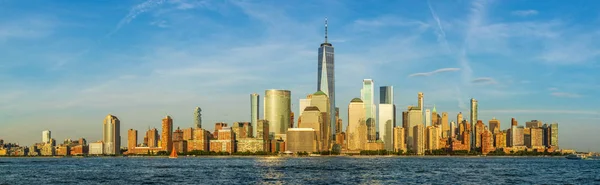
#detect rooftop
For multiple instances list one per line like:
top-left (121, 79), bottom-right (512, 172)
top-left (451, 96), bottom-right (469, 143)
top-left (350, 98), bottom-right (363, 103)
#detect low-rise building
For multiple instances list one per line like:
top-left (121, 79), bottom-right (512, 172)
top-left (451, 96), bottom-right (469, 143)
top-left (89, 142), bottom-right (104, 155)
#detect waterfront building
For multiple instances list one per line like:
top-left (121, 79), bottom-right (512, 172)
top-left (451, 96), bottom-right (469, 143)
top-left (531, 128), bottom-right (543, 148)
top-left (441, 112), bottom-right (449, 138)
top-left (173, 127), bottom-right (183, 142)
top-left (379, 86), bottom-right (395, 151)
top-left (475, 120), bottom-right (484, 148)
top-left (237, 138), bottom-right (266, 153)
top-left (42, 130), bottom-right (51, 144)
top-left (146, 128), bottom-right (159, 148)
top-left (257, 120), bottom-right (270, 151)
top-left (361, 79), bottom-right (376, 141)
top-left (103, 114), bottom-right (121, 155)
top-left (128, 129), bottom-right (137, 150)
top-left (481, 129), bottom-right (494, 154)
top-left (470, 98), bottom-right (478, 149)
top-left (524, 127), bottom-right (531, 148)
top-left (450, 121), bottom-right (456, 138)
top-left (194, 107), bottom-right (202, 129)
top-left (210, 127), bottom-right (236, 153)
top-left (413, 124), bottom-right (425, 155)
top-left (161, 116), bottom-right (173, 152)
top-left (317, 19), bottom-right (336, 143)
top-left (425, 126), bottom-right (439, 151)
top-left (265, 89), bottom-right (291, 140)
top-left (286, 128), bottom-right (317, 153)
top-left (299, 106), bottom-right (324, 151)
top-left (347, 98), bottom-right (366, 151)
top-left (335, 108), bottom-right (342, 134)
top-left (550, 123), bottom-right (559, 147)
top-left (526, 120), bottom-right (543, 128)
top-left (232, 122), bottom-right (252, 139)
top-left (510, 126), bottom-right (524, 147)
top-left (489, 118), bottom-right (500, 134)
top-left (187, 128), bottom-right (210, 152)
top-left (251, 93), bottom-right (259, 136)
top-left (494, 131), bottom-right (507, 149)
top-left (311, 91), bottom-right (331, 149)
top-left (365, 141), bottom-right (384, 151)
top-left (290, 111), bottom-right (295, 129)
top-left (406, 106), bottom-right (422, 150)
top-left (183, 128), bottom-right (194, 141)
top-left (173, 140), bottom-right (187, 153)
top-left (336, 132), bottom-right (346, 149)
top-left (393, 126), bottom-right (406, 152)
top-left (89, 141), bottom-right (104, 155)
top-left (511, 118), bottom-right (518, 126)
top-left (213, 122), bottom-right (228, 139)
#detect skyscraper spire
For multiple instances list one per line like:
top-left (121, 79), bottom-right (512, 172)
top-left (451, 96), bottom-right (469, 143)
top-left (324, 17), bottom-right (328, 43)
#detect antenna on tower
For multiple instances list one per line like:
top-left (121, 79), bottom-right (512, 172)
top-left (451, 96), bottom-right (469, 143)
top-left (324, 17), bottom-right (328, 43)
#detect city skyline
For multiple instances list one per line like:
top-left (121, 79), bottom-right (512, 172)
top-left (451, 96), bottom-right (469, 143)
top-left (1, 0), bottom-right (599, 152)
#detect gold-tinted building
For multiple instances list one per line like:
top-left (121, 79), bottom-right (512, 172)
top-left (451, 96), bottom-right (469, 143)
top-left (161, 116), bottom-right (173, 152)
top-left (127, 129), bottom-right (137, 150)
top-left (299, 106), bottom-right (325, 151)
top-left (286, 128), bottom-right (317, 153)
top-left (475, 120), bottom-right (485, 148)
top-left (489, 118), bottom-right (500, 134)
top-left (347, 98), bottom-right (366, 151)
top-left (264, 89), bottom-right (291, 140)
top-left (393, 126), bottom-right (406, 152)
top-left (413, 124), bottom-right (424, 155)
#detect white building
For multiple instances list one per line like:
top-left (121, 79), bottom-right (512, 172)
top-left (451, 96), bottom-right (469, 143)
top-left (298, 98), bottom-right (312, 117)
top-left (378, 104), bottom-right (394, 151)
top-left (89, 142), bottom-right (104, 155)
top-left (425, 109), bottom-right (431, 127)
top-left (42, 130), bottom-right (51, 144)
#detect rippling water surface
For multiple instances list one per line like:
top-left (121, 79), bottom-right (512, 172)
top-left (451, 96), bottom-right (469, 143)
top-left (1, 156), bottom-right (599, 184)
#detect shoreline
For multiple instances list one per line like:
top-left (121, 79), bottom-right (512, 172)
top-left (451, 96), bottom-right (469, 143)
top-left (0, 155), bottom-right (568, 159)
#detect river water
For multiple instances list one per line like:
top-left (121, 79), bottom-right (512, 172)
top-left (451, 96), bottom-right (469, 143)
top-left (1, 156), bottom-right (599, 184)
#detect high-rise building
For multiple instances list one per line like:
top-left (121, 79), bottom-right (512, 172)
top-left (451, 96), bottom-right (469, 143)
top-left (450, 121), bottom-right (456, 138)
top-left (510, 125), bottom-right (524, 147)
top-left (173, 127), bottom-right (183, 142)
top-left (379, 104), bottom-right (394, 151)
top-left (425, 109), bottom-right (431, 127)
top-left (457, 112), bottom-right (463, 124)
top-left (531, 128), bottom-right (543, 148)
top-left (380, 86), bottom-right (393, 104)
top-left (432, 106), bottom-right (439, 126)
top-left (161, 116), bottom-right (173, 152)
top-left (406, 106), bottom-right (422, 150)
top-left (475, 120), bottom-right (484, 148)
top-left (347, 98), bottom-right (366, 151)
top-left (213, 122), bottom-right (228, 139)
top-left (298, 95), bottom-right (312, 118)
top-left (379, 86), bottom-right (395, 151)
top-left (441, 112), bottom-right (449, 138)
top-left (526, 120), bottom-right (543, 128)
top-left (481, 130), bottom-right (494, 154)
top-left (42, 130), bottom-right (51, 144)
top-left (393, 126), bottom-right (406, 153)
top-left (264, 89), bottom-right (291, 140)
top-left (298, 106), bottom-right (324, 151)
top-left (418, 92), bottom-right (424, 112)
top-left (286, 128), bottom-right (317, 153)
top-left (335, 107), bottom-right (342, 134)
top-left (511, 118), bottom-right (518, 126)
top-left (311, 91), bottom-right (331, 149)
top-left (317, 18), bottom-right (336, 144)
top-left (361, 79), bottom-right (376, 141)
top-left (413, 124), bottom-right (425, 155)
top-left (194, 107), bottom-right (202, 129)
top-left (425, 126), bottom-right (439, 151)
top-left (127, 129), bottom-right (137, 150)
top-left (103, 114), bottom-right (121, 155)
top-left (470, 98), bottom-right (478, 149)
top-left (489, 118), bottom-right (500, 134)
top-left (494, 131), bottom-right (507, 149)
top-left (550, 123), bottom-right (559, 147)
top-left (146, 128), bottom-right (159, 148)
top-left (250, 93), bottom-right (259, 137)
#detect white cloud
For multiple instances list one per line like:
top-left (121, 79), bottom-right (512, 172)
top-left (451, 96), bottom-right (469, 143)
top-left (512, 10), bottom-right (539, 16)
top-left (551, 92), bottom-right (582, 98)
top-left (471, 77), bottom-right (497, 85)
top-left (408, 68), bottom-right (460, 77)
top-left (107, 0), bottom-right (167, 37)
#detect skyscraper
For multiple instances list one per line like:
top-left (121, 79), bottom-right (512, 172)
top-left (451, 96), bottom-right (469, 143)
top-left (194, 107), bottom-right (202, 129)
top-left (264, 89), bottom-right (291, 140)
top-left (418, 92), bottom-right (424, 112)
top-left (251, 93), bottom-right (259, 137)
top-left (550, 122), bottom-right (559, 147)
top-left (470, 98), bottom-right (478, 149)
top-left (347, 98), bottom-right (366, 151)
top-left (441, 112), bottom-right (449, 138)
top-left (425, 109), bottom-right (431, 127)
top-left (127, 129), bottom-right (137, 150)
top-left (380, 86), bottom-right (394, 104)
top-left (311, 91), bottom-right (331, 150)
top-left (103, 114), bottom-right (121, 155)
top-left (489, 118), bottom-right (500, 134)
top-left (162, 116), bottom-right (173, 152)
top-left (361, 79), bottom-right (376, 141)
top-left (317, 18), bottom-right (336, 142)
top-left (42, 130), bottom-right (51, 144)
top-left (379, 86), bottom-right (395, 151)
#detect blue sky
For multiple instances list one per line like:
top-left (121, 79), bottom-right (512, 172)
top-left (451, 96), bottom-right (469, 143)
top-left (1, 0), bottom-right (599, 151)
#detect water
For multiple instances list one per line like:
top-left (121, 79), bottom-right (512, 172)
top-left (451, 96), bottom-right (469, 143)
top-left (1, 156), bottom-right (599, 184)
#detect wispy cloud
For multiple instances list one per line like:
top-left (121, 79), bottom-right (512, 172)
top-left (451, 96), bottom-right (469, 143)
top-left (512, 10), bottom-right (539, 16)
top-left (353, 16), bottom-right (429, 29)
top-left (471, 77), bottom-right (497, 85)
top-left (551, 92), bottom-right (582, 98)
top-left (548, 87), bottom-right (558, 91)
top-left (408, 68), bottom-right (460, 77)
top-left (107, 0), bottom-right (166, 37)
top-left (150, 20), bottom-right (169, 28)
top-left (427, 0), bottom-right (451, 53)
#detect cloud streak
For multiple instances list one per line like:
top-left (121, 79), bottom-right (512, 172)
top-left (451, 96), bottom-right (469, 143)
top-left (551, 92), bottom-right (582, 98)
top-left (408, 68), bottom-right (460, 77)
top-left (512, 10), bottom-right (539, 16)
top-left (107, 0), bottom-right (166, 37)
top-left (471, 77), bottom-right (497, 85)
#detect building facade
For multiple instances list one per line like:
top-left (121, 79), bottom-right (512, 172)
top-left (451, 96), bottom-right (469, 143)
top-left (250, 93), bottom-right (259, 137)
top-left (317, 19), bottom-right (336, 144)
top-left (286, 128), bottom-right (317, 153)
top-left (361, 79), bottom-right (376, 142)
top-left (42, 130), bottom-right (51, 144)
top-left (161, 116), bottom-right (173, 152)
top-left (264, 89), bottom-right (291, 140)
top-left (470, 98), bottom-right (478, 149)
top-left (103, 114), bottom-right (120, 155)
top-left (393, 126), bottom-right (406, 153)
top-left (194, 107), bottom-right (202, 129)
top-left (347, 98), bottom-right (366, 151)
top-left (379, 104), bottom-right (394, 151)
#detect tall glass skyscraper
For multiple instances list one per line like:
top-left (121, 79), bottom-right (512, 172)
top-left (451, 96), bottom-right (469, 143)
top-left (380, 86), bottom-right (394, 104)
top-left (103, 114), bottom-right (120, 155)
top-left (470, 98), bottom-right (478, 149)
top-left (361, 79), bottom-right (376, 141)
top-left (318, 18), bottom-right (336, 141)
top-left (264, 89), bottom-right (291, 140)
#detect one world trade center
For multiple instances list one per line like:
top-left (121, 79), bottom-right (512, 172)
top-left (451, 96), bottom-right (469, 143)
top-left (317, 18), bottom-right (336, 143)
